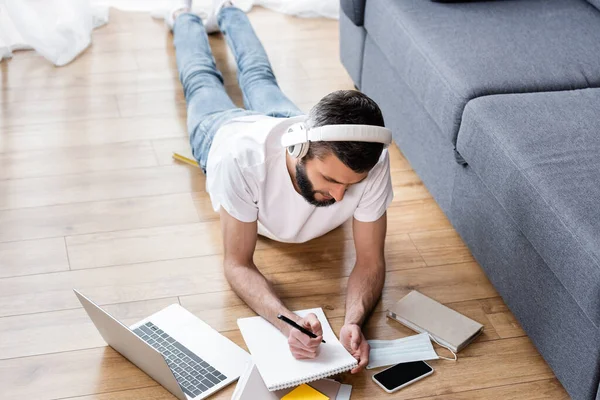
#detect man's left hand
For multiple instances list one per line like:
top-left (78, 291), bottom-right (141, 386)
top-left (339, 323), bottom-right (370, 373)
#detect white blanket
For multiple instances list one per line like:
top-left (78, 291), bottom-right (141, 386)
top-left (0, 0), bottom-right (337, 67)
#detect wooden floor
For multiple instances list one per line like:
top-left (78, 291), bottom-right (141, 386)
top-left (0, 7), bottom-right (569, 400)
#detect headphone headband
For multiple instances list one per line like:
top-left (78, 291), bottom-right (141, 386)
top-left (280, 123), bottom-right (392, 148)
top-left (308, 124), bottom-right (392, 145)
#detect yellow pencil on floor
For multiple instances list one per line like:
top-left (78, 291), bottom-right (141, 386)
top-left (172, 152), bottom-right (199, 168)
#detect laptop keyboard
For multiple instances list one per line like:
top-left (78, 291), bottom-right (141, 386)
top-left (133, 321), bottom-right (227, 398)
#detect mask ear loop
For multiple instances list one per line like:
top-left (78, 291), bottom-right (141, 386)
top-left (429, 334), bottom-right (458, 361)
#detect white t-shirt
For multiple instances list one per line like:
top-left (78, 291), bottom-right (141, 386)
top-left (206, 115), bottom-right (393, 243)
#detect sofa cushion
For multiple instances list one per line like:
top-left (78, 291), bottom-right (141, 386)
top-left (340, 0), bottom-right (367, 26)
top-left (340, 8), bottom-right (366, 88)
top-left (457, 88), bottom-right (600, 329)
top-left (587, 0), bottom-right (600, 11)
top-left (364, 0), bottom-right (600, 147)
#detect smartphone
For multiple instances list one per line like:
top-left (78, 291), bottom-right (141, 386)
top-left (372, 361), bottom-right (434, 393)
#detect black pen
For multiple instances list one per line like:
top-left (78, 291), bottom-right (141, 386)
top-left (277, 314), bottom-right (326, 343)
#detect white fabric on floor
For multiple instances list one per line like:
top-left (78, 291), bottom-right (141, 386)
top-left (0, 0), bottom-right (337, 66)
top-left (92, 0), bottom-right (338, 19)
top-left (0, 0), bottom-right (108, 66)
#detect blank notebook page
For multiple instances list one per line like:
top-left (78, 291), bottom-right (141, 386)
top-left (237, 308), bottom-right (358, 391)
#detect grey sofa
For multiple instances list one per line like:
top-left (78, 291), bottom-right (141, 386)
top-left (339, 0), bottom-right (600, 399)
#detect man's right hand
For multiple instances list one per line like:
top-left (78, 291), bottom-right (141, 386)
top-left (286, 313), bottom-right (323, 359)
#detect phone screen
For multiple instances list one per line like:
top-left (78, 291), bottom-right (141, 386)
top-left (373, 361), bottom-right (433, 391)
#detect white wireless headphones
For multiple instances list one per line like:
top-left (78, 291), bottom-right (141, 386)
top-left (280, 122), bottom-right (393, 159)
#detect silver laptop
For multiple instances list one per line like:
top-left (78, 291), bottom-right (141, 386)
top-left (74, 289), bottom-right (250, 400)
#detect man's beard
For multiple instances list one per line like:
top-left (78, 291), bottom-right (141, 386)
top-left (295, 162), bottom-right (336, 207)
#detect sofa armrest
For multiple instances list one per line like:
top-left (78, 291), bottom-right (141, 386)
top-left (340, 0), bottom-right (367, 26)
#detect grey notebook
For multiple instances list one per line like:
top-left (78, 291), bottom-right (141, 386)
top-left (387, 291), bottom-right (483, 353)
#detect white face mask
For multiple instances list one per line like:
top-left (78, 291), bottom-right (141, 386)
top-left (366, 332), bottom-right (457, 370)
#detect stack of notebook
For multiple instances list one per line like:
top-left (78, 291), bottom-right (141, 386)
top-left (231, 363), bottom-right (352, 400)
top-left (233, 308), bottom-right (354, 399)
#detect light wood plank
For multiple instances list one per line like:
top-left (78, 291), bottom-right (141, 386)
top-left (392, 169), bottom-right (433, 202)
top-left (410, 229), bottom-right (467, 249)
top-left (0, 347), bottom-right (157, 400)
top-left (152, 138), bottom-right (194, 167)
top-left (0, 70), bottom-right (181, 103)
top-left (65, 217), bottom-right (423, 270)
top-left (419, 379), bottom-right (569, 400)
top-left (418, 247), bottom-right (475, 267)
top-left (410, 229), bottom-right (475, 266)
top-left (486, 312), bottom-right (526, 339)
top-left (480, 297), bottom-right (526, 339)
top-left (89, 28), bottom-right (174, 54)
top-left (0, 238), bottom-right (69, 278)
top-left (60, 386), bottom-right (174, 400)
top-left (0, 117), bottom-right (186, 153)
top-left (117, 91), bottom-right (186, 119)
top-left (278, 77), bottom-right (355, 105)
top-left (0, 255), bottom-right (227, 318)
top-left (0, 193), bottom-right (199, 243)
top-left (0, 165), bottom-right (204, 211)
top-left (342, 337), bottom-right (556, 400)
top-left (0, 298), bottom-right (177, 360)
top-left (90, 8), bottom-right (167, 36)
top-left (191, 191), bottom-right (217, 220)
top-left (0, 95), bottom-right (120, 128)
top-left (65, 222), bottom-right (223, 270)
top-left (388, 144), bottom-right (412, 172)
top-left (1, 50), bottom-right (138, 87)
top-left (387, 199), bottom-right (453, 234)
top-left (133, 48), bottom-right (179, 74)
top-left (296, 102), bottom-right (315, 114)
top-left (0, 141), bottom-right (159, 180)
top-left (0, 261), bottom-right (494, 318)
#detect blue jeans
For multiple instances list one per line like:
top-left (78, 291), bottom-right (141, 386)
top-left (173, 8), bottom-right (304, 171)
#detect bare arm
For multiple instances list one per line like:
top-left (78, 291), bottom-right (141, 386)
top-left (340, 212), bottom-right (387, 372)
top-left (220, 207), bottom-right (294, 332)
top-left (346, 213), bottom-right (387, 325)
top-left (219, 208), bottom-right (323, 358)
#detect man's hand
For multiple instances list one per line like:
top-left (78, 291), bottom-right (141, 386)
top-left (340, 323), bottom-right (370, 373)
top-left (287, 313), bottom-right (323, 359)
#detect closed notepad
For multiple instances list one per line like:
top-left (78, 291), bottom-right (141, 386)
top-left (387, 291), bottom-right (483, 353)
top-left (237, 308), bottom-right (358, 391)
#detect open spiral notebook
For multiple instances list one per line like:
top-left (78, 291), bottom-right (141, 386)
top-left (237, 308), bottom-right (358, 391)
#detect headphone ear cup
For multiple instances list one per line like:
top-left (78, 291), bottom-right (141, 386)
top-left (297, 142), bottom-right (309, 159)
top-left (287, 142), bottom-right (309, 159)
top-left (287, 144), bottom-right (302, 158)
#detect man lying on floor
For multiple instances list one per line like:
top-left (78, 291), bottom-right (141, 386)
top-left (160, 0), bottom-right (394, 372)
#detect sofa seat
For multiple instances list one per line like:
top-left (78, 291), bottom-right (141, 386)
top-left (363, 0), bottom-right (600, 147)
top-left (457, 88), bottom-right (600, 330)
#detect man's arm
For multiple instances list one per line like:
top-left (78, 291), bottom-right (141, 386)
top-left (347, 213), bottom-right (387, 325)
top-left (219, 208), bottom-right (323, 359)
top-left (340, 212), bottom-right (387, 373)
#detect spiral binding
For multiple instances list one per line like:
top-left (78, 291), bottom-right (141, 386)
top-left (267, 361), bottom-right (358, 391)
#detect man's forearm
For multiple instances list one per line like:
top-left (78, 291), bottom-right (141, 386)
top-left (344, 261), bottom-right (386, 326)
top-left (224, 260), bottom-right (298, 334)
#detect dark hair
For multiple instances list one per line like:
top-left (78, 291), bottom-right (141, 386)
top-left (304, 90), bottom-right (386, 173)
